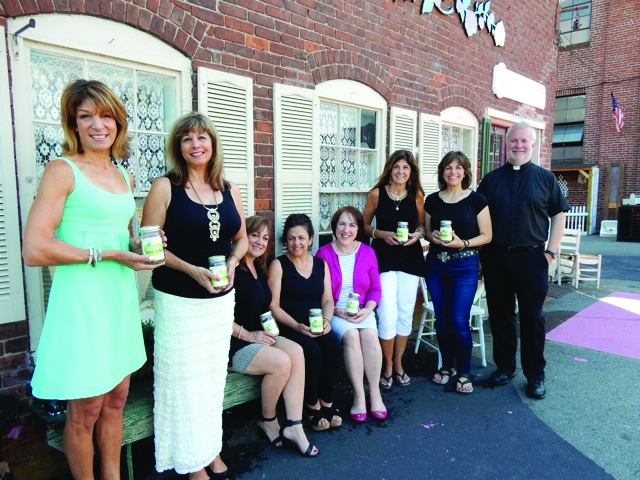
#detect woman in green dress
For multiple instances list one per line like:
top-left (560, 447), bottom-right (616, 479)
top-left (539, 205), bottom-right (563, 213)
top-left (23, 80), bottom-right (161, 479)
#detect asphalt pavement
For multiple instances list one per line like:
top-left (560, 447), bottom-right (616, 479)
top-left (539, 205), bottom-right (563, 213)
top-left (131, 234), bottom-right (639, 480)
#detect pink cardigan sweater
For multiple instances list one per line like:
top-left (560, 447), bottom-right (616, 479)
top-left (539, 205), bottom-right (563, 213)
top-left (316, 242), bottom-right (382, 307)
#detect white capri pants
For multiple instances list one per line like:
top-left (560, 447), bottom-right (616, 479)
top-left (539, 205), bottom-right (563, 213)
top-left (377, 271), bottom-right (420, 340)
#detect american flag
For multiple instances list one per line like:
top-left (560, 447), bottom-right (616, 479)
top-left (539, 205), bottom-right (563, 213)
top-left (611, 91), bottom-right (624, 132)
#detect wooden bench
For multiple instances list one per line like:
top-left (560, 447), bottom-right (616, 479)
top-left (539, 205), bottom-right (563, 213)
top-left (33, 372), bottom-right (262, 479)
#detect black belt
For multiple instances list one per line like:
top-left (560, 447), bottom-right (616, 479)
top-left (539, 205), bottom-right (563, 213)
top-left (491, 242), bottom-right (544, 253)
top-left (436, 249), bottom-right (478, 263)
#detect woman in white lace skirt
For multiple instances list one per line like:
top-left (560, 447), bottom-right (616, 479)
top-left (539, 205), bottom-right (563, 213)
top-left (142, 112), bottom-right (248, 479)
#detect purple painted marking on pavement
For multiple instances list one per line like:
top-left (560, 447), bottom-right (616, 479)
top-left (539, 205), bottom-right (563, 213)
top-left (547, 292), bottom-right (640, 359)
top-left (421, 422), bottom-right (440, 429)
top-left (572, 357), bottom-right (588, 363)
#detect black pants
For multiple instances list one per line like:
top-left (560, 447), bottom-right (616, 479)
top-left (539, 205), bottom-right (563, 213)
top-left (479, 245), bottom-right (548, 380)
top-left (279, 325), bottom-right (342, 405)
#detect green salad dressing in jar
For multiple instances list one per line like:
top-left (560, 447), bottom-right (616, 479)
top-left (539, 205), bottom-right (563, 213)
top-left (397, 222), bottom-right (409, 243)
top-left (346, 293), bottom-right (360, 316)
top-left (208, 255), bottom-right (229, 289)
top-left (260, 311), bottom-right (280, 335)
top-left (309, 308), bottom-right (324, 334)
top-left (140, 226), bottom-right (165, 264)
top-left (440, 220), bottom-right (453, 244)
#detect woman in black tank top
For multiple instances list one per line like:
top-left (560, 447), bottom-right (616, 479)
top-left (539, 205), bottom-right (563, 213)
top-left (363, 150), bottom-right (426, 390)
top-left (268, 214), bottom-right (343, 432)
top-left (142, 112), bottom-right (247, 478)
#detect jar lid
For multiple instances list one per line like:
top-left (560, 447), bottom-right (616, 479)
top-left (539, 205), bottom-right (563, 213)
top-left (208, 255), bottom-right (226, 263)
top-left (140, 225), bottom-right (161, 233)
top-left (260, 311), bottom-right (273, 320)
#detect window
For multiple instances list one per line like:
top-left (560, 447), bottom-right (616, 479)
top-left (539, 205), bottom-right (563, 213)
top-left (553, 95), bottom-right (585, 164)
top-left (560, 0), bottom-right (591, 47)
top-left (318, 102), bottom-right (381, 240)
top-left (439, 107), bottom-right (478, 186)
top-left (441, 124), bottom-right (474, 159)
top-left (10, 15), bottom-right (191, 351)
top-left (30, 49), bottom-right (178, 196)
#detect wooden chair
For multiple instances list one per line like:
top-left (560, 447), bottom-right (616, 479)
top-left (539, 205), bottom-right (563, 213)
top-left (574, 254), bottom-right (602, 289)
top-left (555, 228), bottom-right (581, 285)
top-left (414, 278), bottom-right (487, 368)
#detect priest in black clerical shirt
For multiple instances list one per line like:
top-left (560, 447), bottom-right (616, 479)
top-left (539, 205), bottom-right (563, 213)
top-left (477, 121), bottom-right (569, 400)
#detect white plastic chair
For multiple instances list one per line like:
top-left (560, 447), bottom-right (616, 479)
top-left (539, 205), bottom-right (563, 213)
top-left (414, 278), bottom-right (487, 368)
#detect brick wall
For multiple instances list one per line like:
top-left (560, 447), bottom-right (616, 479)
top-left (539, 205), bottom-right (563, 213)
top-left (1, 0), bottom-right (560, 475)
top-left (557, 0), bottom-right (640, 229)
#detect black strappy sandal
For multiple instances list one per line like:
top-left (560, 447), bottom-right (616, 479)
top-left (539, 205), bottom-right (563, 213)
top-left (280, 419), bottom-right (319, 457)
top-left (257, 413), bottom-right (282, 447)
top-left (321, 404), bottom-right (342, 428)
top-left (307, 406), bottom-right (330, 431)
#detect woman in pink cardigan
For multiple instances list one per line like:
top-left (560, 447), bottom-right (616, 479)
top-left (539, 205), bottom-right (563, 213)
top-left (316, 206), bottom-right (387, 423)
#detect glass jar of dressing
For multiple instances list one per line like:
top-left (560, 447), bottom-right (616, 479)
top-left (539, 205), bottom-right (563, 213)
top-left (208, 255), bottom-right (229, 289)
top-left (139, 226), bottom-right (165, 264)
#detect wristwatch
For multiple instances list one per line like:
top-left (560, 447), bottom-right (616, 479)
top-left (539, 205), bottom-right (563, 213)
top-left (544, 249), bottom-right (557, 259)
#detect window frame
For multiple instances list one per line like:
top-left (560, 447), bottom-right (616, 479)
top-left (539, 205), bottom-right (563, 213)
top-left (315, 80), bottom-right (387, 235)
top-left (559, 0), bottom-right (592, 48)
top-left (9, 14), bottom-right (192, 352)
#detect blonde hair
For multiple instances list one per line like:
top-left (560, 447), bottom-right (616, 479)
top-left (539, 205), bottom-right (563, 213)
top-left (165, 112), bottom-right (228, 191)
top-left (60, 80), bottom-right (130, 160)
top-left (506, 121), bottom-right (536, 143)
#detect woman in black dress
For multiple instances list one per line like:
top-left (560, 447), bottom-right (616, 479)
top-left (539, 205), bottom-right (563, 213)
top-left (363, 150), bottom-right (425, 389)
top-left (230, 216), bottom-right (318, 457)
top-left (268, 214), bottom-right (343, 431)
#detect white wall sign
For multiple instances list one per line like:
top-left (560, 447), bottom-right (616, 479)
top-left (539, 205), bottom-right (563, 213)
top-left (492, 62), bottom-right (546, 110)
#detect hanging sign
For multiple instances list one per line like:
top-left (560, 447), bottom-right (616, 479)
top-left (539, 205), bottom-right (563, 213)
top-left (401, 0), bottom-right (506, 47)
top-left (492, 63), bottom-right (546, 109)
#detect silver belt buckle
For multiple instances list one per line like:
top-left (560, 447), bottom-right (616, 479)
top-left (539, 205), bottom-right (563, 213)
top-left (437, 252), bottom-right (450, 262)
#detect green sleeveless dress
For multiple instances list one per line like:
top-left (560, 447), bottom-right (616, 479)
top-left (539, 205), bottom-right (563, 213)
top-left (31, 158), bottom-right (146, 400)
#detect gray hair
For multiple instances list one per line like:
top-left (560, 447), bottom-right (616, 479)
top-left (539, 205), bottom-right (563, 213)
top-left (506, 121), bottom-right (536, 143)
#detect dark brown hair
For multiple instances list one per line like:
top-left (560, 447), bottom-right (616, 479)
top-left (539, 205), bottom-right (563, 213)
top-left (60, 80), bottom-right (130, 160)
top-left (240, 216), bottom-right (271, 277)
top-left (165, 112), bottom-right (229, 191)
top-left (437, 151), bottom-right (473, 191)
top-left (330, 206), bottom-right (367, 244)
top-left (372, 149), bottom-right (424, 200)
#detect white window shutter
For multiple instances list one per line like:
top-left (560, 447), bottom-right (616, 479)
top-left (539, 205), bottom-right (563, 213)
top-left (197, 67), bottom-right (254, 216)
top-left (390, 106), bottom-right (417, 154)
top-left (419, 113), bottom-right (442, 196)
top-left (0, 25), bottom-right (26, 324)
top-left (273, 83), bottom-right (319, 256)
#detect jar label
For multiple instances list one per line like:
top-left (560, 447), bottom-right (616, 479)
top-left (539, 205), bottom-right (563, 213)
top-left (309, 313), bottom-right (324, 334)
top-left (397, 226), bottom-right (409, 243)
top-left (261, 318), bottom-right (280, 335)
top-left (346, 296), bottom-right (359, 315)
top-left (141, 237), bottom-right (164, 263)
top-left (210, 264), bottom-right (229, 289)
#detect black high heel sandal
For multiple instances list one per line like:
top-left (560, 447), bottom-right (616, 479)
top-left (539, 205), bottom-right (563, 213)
top-left (321, 404), bottom-right (342, 428)
top-left (306, 406), bottom-right (330, 431)
top-left (257, 413), bottom-right (282, 447)
top-left (280, 419), bottom-right (319, 458)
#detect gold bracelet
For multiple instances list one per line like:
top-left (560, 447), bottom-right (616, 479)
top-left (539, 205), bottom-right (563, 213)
top-left (238, 325), bottom-right (244, 339)
top-left (372, 228), bottom-right (376, 238)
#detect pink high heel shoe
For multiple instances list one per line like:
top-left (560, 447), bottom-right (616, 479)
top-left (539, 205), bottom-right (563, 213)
top-left (350, 411), bottom-right (367, 423)
top-left (370, 409), bottom-right (387, 421)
